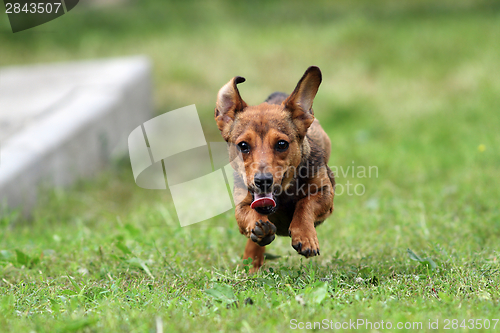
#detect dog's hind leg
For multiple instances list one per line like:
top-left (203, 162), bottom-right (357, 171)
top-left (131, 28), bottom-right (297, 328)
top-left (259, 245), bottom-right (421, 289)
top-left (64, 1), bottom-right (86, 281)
top-left (243, 239), bottom-right (265, 273)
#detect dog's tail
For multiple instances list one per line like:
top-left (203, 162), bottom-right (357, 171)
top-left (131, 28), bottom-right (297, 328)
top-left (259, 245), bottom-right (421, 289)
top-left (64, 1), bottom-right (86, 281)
top-left (264, 92), bottom-right (288, 105)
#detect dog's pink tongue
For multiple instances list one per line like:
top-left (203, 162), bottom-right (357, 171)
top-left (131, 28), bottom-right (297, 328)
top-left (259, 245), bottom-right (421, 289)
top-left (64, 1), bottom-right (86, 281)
top-left (250, 192), bottom-right (276, 209)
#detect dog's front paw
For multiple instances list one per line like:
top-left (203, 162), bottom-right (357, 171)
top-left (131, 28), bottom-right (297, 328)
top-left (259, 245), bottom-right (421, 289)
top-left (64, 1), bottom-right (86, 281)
top-left (289, 228), bottom-right (320, 258)
top-left (250, 220), bottom-right (276, 246)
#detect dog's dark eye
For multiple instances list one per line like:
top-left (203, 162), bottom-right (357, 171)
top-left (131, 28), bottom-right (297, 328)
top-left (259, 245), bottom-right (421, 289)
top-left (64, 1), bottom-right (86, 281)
top-left (275, 140), bottom-right (289, 152)
top-left (237, 141), bottom-right (251, 153)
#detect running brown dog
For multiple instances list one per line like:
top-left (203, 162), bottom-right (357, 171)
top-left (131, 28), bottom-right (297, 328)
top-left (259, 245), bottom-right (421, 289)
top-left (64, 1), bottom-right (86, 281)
top-left (214, 66), bottom-right (335, 272)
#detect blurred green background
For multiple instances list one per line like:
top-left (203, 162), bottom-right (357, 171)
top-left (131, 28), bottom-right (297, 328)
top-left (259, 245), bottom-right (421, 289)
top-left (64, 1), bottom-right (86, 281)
top-left (1, 0), bottom-right (500, 331)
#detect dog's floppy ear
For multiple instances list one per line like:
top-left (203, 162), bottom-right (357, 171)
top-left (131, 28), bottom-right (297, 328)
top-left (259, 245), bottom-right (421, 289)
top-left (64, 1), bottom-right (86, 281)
top-left (215, 76), bottom-right (248, 140)
top-left (283, 66), bottom-right (322, 137)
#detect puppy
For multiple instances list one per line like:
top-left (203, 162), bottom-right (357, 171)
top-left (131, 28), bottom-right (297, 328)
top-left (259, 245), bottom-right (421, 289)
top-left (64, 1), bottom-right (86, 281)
top-left (214, 66), bottom-right (335, 272)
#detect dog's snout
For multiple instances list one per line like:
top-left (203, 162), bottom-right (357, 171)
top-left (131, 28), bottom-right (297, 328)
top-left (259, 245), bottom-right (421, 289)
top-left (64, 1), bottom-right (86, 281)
top-left (254, 173), bottom-right (273, 192)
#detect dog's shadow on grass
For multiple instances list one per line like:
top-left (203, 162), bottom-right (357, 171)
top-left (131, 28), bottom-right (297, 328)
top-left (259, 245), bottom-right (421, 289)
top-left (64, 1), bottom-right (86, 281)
top-left (258, 252), bottom-right (439, 289)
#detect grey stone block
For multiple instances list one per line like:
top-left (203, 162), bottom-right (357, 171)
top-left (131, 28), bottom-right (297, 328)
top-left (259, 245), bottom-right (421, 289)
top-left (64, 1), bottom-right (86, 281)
top-left (0, 56), bottom-right (153, 214)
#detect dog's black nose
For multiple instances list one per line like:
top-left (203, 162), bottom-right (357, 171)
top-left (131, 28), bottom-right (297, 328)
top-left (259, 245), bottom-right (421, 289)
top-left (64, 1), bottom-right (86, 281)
top-left (254, 173), bottom-right (273, 192)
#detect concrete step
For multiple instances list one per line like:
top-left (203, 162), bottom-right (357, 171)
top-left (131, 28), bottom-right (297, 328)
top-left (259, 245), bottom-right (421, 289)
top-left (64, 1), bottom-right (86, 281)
top-left (0, 56), bottom-right (153, 214)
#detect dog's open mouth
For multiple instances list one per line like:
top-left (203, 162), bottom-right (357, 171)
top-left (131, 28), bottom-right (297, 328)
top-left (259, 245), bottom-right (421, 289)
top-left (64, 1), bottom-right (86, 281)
top-left (250, 192), bottom-right (276, 215)
top-left (251, 192), bottom-right (276, 209)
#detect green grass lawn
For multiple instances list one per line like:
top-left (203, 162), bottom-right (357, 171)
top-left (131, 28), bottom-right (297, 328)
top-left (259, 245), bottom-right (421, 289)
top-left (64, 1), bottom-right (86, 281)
top-left (1, 0), bottom-right (500, 332)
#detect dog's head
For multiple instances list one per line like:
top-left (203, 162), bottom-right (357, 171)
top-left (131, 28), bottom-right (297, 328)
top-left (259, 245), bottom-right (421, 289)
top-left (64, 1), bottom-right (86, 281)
top-left (214, 66), bottom-right (322, 214)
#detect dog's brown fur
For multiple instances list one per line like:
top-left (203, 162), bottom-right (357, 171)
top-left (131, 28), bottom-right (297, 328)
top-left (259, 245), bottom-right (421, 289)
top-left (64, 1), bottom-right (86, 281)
top-left (214, 66), bottom-right (335, 272)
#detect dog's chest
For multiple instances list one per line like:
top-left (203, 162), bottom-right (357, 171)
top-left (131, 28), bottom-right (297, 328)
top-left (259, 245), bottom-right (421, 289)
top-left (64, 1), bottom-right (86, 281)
top-left (268, 191), bottom-right (298, 235)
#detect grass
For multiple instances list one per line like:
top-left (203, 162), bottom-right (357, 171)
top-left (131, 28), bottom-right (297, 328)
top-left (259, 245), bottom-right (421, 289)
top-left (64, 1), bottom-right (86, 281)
top-left (1, 0), bottom-right (500, 331)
